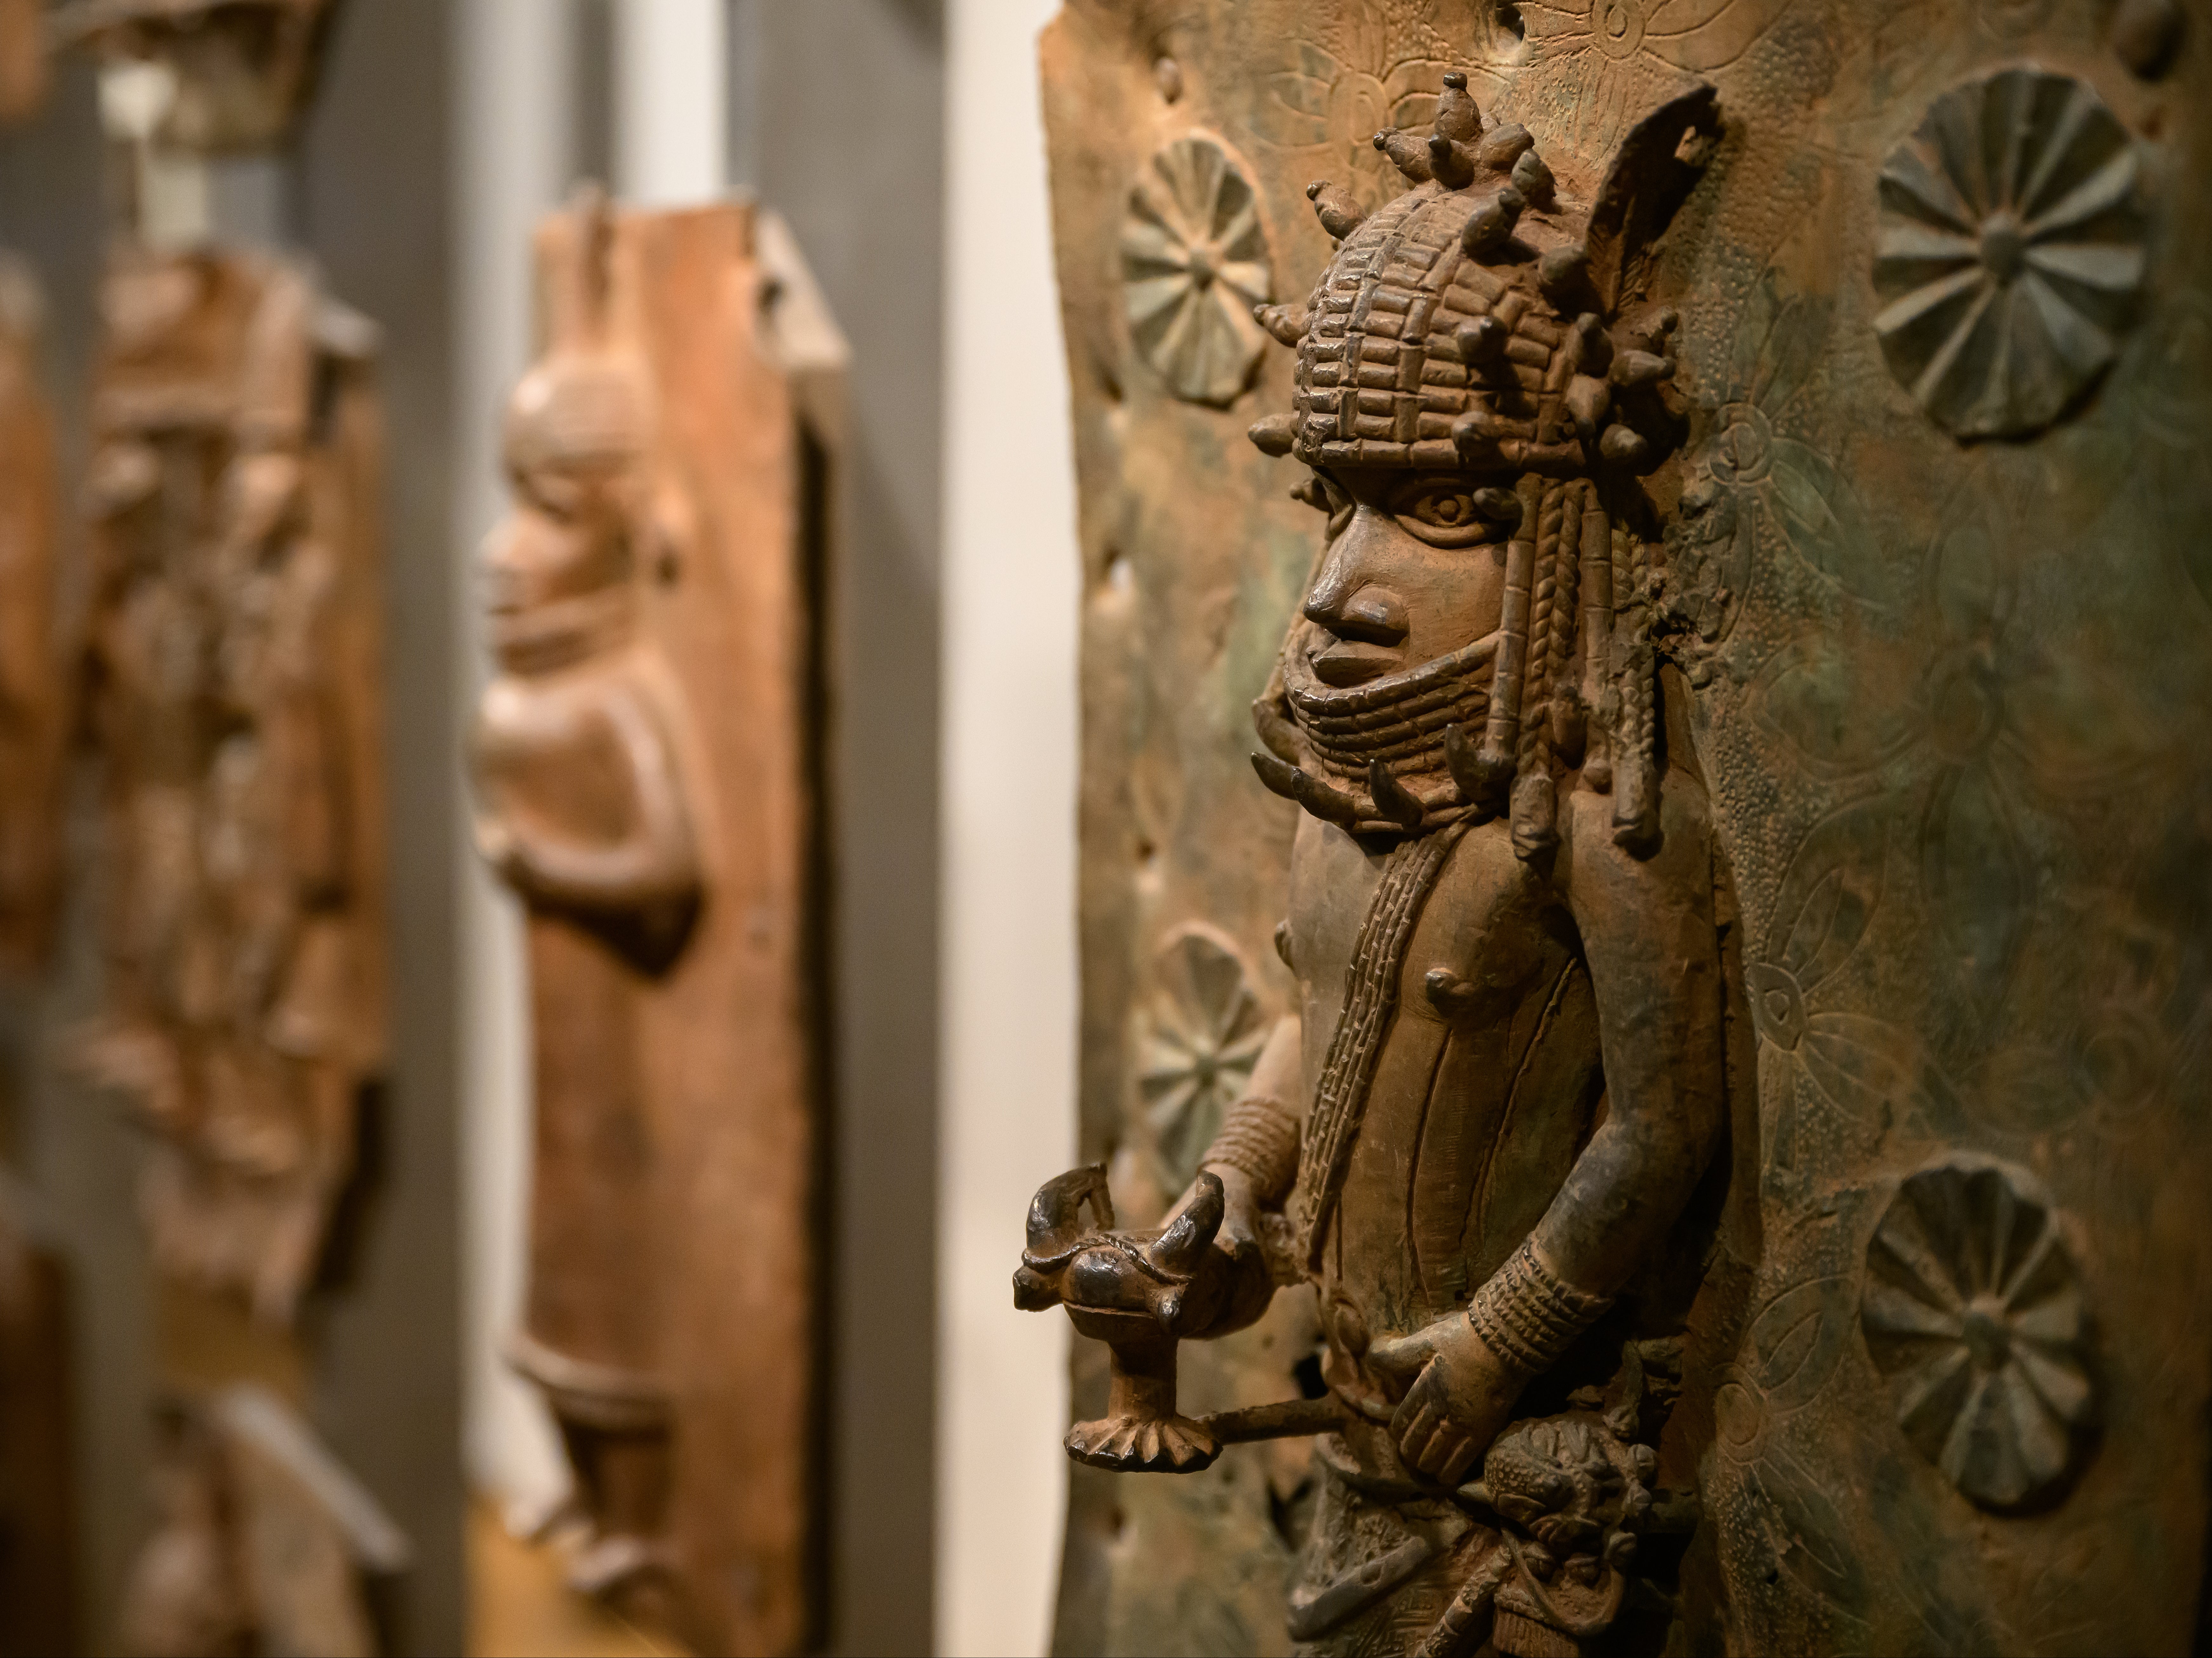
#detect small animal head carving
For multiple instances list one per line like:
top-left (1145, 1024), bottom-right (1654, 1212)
top-left (1484, 1407), bottom-right (1656, 1650)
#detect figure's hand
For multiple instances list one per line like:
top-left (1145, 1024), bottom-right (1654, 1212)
top-left (1184, 1163), bottom-right (1261, 1257)
top-left (474, 813), bottom-right (521, 879)
top-left (1155, 1164), bottom-right (1275, 1339)
top-left (1366, 1316), bottom-right (1523, 1485)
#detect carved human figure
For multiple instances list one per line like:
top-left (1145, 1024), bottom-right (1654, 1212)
top-left (471, 196), bottom-right (705, 1599)
top-left (78, 250), bottom-right (382, 1326)
top-left (1019, 80), bottom-right (1735, 1655)
top-left (0, 0), bottom-right (48, 125)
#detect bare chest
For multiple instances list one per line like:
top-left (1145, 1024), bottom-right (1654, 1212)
top-left (1286, 816), bottom-right (1602, 1328)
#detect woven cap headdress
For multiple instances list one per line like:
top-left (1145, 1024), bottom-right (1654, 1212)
top-left (1246, 77), bottom-right (1721, 855)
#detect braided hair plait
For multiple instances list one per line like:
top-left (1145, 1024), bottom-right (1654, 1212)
top-left (1611, 527), bottom-right (1662, 851)
top-left (1510, 480), bottom-right (1576, 858)
top-left (1516, 482), bottom-right (1564, 774)
top-left (1545, 483), bottom-right (1584, 763)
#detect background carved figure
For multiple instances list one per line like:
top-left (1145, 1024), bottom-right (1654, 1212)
top-left (472, 191), bottom-right (704, 1611)
top-left (0, 0), bottom-right (48, 127)
top-left (117, 1387), bottom-right (408, 1658)
top-left (75, 246), bottom-right (385, 1329)
top-left (1030, 1), bottom-right (2212, 1652)
top-left (0, 1176), bottom-right (74, 1656)
top-left (56, 0), bottom-right (336, 153)
top-left (473, 191), bottom-right (844, 1655)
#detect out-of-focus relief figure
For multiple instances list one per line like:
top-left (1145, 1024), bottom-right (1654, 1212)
top-left (73, 240), bottom-right (384, 1331)
top-left (0, 0), bottom-right (48, 127)
top-left (472, 188), bottom-right (845, 1654)
top-left (40, 5), bottom-right (406, 1654)
top-left (62, 0), bottom-right (383, 1334)
top-left (0, 255), bottom-right (66, 973)
top-left (117, 1387), bottom-right (409, 1658)
top-left (0, 1173), bottom-right (75, 1656)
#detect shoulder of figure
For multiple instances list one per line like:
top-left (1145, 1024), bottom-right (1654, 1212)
top-left (1557, 767), bottom-right (1715, 893)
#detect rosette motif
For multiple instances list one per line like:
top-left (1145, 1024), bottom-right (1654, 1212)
top-left (1874, 67), bottom-right (2147, 438)
top-left (1861, 1158), bottom-right (2094, 1509)
top-left (1138, 928), bottom-right (1267, 1189)
top-left (1120, 134), bottom-right (1273, 407)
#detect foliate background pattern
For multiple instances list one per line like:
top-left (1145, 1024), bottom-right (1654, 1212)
top-left (1042, 2), bottom-right (2212, 1652)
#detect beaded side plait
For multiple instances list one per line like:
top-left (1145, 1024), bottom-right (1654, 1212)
top-left (1293, 821), bottom-right (1472, 1266)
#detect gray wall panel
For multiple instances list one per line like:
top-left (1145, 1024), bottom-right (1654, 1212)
top-left (743, 5), bottom-right (945, 1652)
top-left (295, 1), bottom-right (465, 1651)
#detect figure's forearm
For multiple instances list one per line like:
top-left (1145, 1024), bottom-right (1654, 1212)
top-left (1532, 1099), bottom-right (1721, 1295)
top-left (1496, 781), bottom-right (1727, 1371)
top-left (1462, 1051), bottom-right (1723, 1389)
top-left (1200, 1095), bottom-right (1300, 1207)
top-left (1197, 1014), bottom-right (1305, 1209)
top-left (506, 825), bottom-right (701, 913)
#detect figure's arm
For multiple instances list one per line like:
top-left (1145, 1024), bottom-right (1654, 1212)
top-left (1532, 777), bottom-right (1726, 1294)
top-left (1133, 1013), bottom-right (1303, 1337)
top-left (1197, 1012), bottom-right (1304, 1222)
top-left (1371, 780), bottom-right (1725, 1481)
top-left (477, 690), bottom-right (704, 915)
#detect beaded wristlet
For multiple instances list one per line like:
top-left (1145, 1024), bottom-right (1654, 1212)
top-left (1465, 1238), bottom-right (1612, 1381)
top-left (1200, 1094), bottom-right (1300, 1206)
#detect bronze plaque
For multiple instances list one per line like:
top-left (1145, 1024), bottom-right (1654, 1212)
top-left (1025, 2), bottom-right (2210, 1652)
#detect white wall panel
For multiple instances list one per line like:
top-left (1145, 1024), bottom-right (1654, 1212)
top-left (615, 0), bottom-right (728, 206)
top-left (452, 0), bottom-right (575, 1519)
top-left (939, 3), bottom-right (1079, 1654)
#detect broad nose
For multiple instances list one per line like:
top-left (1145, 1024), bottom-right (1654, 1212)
top-left (1303, 507), bottom-right (1409, 642)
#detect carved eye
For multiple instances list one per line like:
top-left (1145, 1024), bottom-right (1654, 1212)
top-left (1395, 482), bottom-right (1490, 547)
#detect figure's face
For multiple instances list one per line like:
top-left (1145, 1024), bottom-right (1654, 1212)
top-left (480, 509), bottom-right (627, 623)
top-left (1299, 466), bottom-right (1516, 688)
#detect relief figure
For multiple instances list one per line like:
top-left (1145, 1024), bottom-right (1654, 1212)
top-left (1020, 78), bottom-right (1738, 1656)
top-left (471, 195), bottom-right (704, 1601)
top-left (77, 249), bottom-right (384, 1328)
top-left (0, 254), bottom-right (64, 971)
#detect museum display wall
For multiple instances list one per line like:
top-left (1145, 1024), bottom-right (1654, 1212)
top-left (0, 2), bottom-right (2207, 1656)
top-left (0, 3), bottom-right (947, 1654)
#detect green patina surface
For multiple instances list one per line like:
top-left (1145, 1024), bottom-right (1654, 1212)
top-left (1044, 1), bottom-right (2212, 1650)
